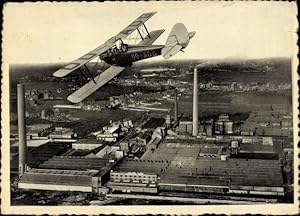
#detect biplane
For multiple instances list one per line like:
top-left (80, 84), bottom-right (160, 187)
top-left (53, 12), bottom-right (196, 103)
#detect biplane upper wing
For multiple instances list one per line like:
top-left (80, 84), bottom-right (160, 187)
top-left (112, 12), bottom-right (157, 40)
top-left (53, 12), bottom-right (157, 78)
top-left (67, 65), bottom-right (125, 103)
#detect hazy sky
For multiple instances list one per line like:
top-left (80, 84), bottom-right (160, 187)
top-left (4, 1), bottom-right (298, 64)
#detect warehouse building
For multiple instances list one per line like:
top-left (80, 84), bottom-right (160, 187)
top-left (18, 169), bottom-right (99, 193)
top-left (18, 156), bottom-right (115, 193)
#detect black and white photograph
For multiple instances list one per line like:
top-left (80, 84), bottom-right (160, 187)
top-left (1, 1), bottom-right (298, 215)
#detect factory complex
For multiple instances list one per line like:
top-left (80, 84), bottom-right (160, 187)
top-left (11, 67), bottom-right (294, 203)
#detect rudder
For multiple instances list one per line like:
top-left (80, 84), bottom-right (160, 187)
top-left (162, 23), bottom-right (195, 59)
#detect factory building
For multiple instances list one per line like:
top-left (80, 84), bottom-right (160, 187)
top-left (18, 169), bottom-right (100, 193)
top-left (107, 159), bottom-right (169, 194)
top-left (26, 124), bottom-right (54, 139)
top-left (72, 138), bottom-right (105, 150)
top-left (198, 147), bottom-right (220, 158)
top-left (49, 127), bottom-right (77, 139)
top-left (19, 156), bottom-right (115, 193)
top-left (147, 127), bottom-right (165, 150)
top-left (95, 125), bottom-right (123, 142)
top-left (242, 111), bottom-right (293, 137)
top-left (141, 117), bottom-right (165, 132)
top-left (128, 133), bottom-right (152, 146)
top-left (159, 158), bottom-right (284, 196)
top-left (92, 121), bottom-right (131, 142)
top-left (141, 140), bottom-right (284, 197)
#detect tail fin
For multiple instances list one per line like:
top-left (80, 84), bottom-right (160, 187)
top-left (162, 23), bottom-right (196, 59)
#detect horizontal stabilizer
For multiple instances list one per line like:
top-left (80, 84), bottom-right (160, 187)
top-left (67, 65), bottom-right (125, 103)
top-left (188, 31), bottom-right (196, 39)
top-left (138, 29), bottom-right (165, 45)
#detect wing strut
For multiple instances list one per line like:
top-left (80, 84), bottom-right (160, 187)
top-left (79, 68), bottom-right (88, 83)
top-left (84, 64), bottom-right (96, 84)
top-left (143, 23), bottom-right (151, 38)
top-left (67, 65), bottom-right (125, 103)
top-left (137, 28), bottom-right (144, 40)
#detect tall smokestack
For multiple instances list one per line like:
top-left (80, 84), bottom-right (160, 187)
top-left (17, 84), bottom-right (27, 177)
top-left (192, 67), bottom-right (198, 136)
top-left (174, 88), bottom-right (178, 122)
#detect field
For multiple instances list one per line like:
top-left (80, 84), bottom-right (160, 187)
top-left (56, 109), bottom-right (144, 137)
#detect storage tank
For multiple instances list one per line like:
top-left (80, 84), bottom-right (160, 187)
top-left (198, 124), bottom-right (205, 134)
top-left (186, 123), bottom-right (193, 134)
top-left (214, 121), bottom-right (224, 134)
top-left (230, 140), bottom-right (239, 154)
top-left (206, 124), bottom-right (212, 136)
top-left (231, 140), bottom-right (239, 148)
top-left (224, 121), bottom-right (233, 134)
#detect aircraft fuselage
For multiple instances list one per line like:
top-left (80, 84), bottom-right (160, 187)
top-left (100, 45), bottom-right (164, 67)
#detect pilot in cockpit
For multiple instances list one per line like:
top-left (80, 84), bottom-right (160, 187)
top-left (115, 39), bottom-right (123, 51)
top-left (115, 39), bottom-right (128, 53)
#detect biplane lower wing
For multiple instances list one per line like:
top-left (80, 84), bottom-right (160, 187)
top-left (67, 65), bottom-right (125, 103)
top-left (138, 29), bottom-right (165, 45)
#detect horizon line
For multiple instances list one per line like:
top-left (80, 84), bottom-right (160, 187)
top-left (9, 56), bottom-right (292, 65)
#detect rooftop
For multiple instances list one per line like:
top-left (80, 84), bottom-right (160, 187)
top-left (142, 117), bottom-right (165, 129)
top-left (74, 138), bottom-right (106, 145)
top-left (239, 143), bottom-right (275, 153)
top-left (112, 158), bottom-right (169, 175)
top-left (161, 157), bottom-right (283, 187)
top-left (200, 147), bottom-right (220, 155)
top-left (19, 172), bottom-right (92, 187)
top-left (11, 142), bottom-right (71, 170)
top-left (141, 141), bottom-right (283, 188)
top-left (39, 156), bottom-right (110, 173)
